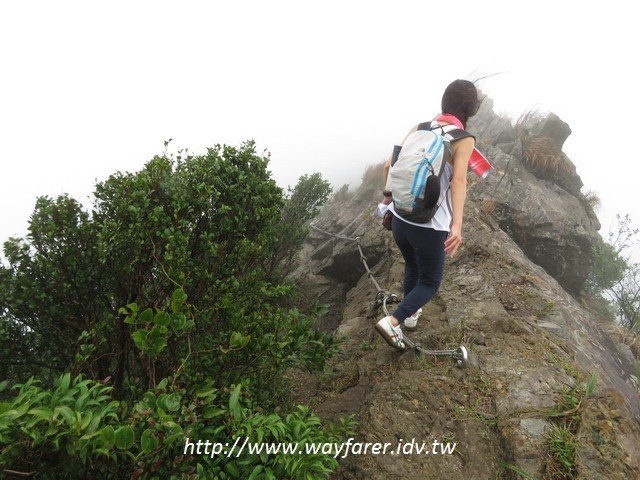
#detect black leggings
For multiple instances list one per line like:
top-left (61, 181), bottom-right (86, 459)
top-left (391, 215), bottom-right (448, 323)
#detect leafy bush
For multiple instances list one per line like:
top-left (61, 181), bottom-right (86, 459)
top-left (584, 239), bottom-right (628, 294)
top-left (1, 141), bottom-right (333, 393)
top-left (0, 370), bottom-right (355, 479)
top-left (0, 141), bottom-right (348, 477)
top-left (0, 374), bottom-right (119, 477)
top-left (584, 214), bottom-right (639, 331)
top-left (265, 173), bottom-right (332, 279)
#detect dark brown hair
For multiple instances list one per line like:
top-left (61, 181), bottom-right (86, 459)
top-left (441, 79), bottom-right (481, 128)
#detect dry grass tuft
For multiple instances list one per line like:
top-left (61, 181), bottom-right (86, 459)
top-left (515, 109), bottom-right (574, 179)
top-left (515, 109), bottom-right (546, 137)
top-left (600, 321), bottom-right (639, 359)
top-left (583, 190), bottom-right (601, 211)
top-left (481, 198), bottom-right (499, 216)
top-left (522, 136), bottom-right (572, 177)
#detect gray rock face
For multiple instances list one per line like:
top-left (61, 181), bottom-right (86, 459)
top-left (539, 112), bottom-right (572, 149)
top-left (467, 106), bottom-right (601, 295)
top-left (290, 99), bottom-right (639, 479)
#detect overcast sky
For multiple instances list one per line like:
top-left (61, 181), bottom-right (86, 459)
top-left (1, 1), bottom-right (638, 255)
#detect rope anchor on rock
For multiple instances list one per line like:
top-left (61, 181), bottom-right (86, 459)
top-left (310, 224), bottom-right (469, 367)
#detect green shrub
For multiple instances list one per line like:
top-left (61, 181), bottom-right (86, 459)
top-left (0, 372), bottom-right (355, 479)
top-left (0, 142), bottom-right (348, 478)
top-left (0, 374), bottom-right (120, 477)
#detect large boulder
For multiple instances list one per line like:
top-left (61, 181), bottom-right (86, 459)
top-left (467, 108), bottom-right (601, 295)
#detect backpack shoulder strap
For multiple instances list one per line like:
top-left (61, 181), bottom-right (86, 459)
top-left (444, 127), bottom-right (476, 143)
top-left (415, 121), bottom-right (475, 142)
top-left (416, 121), bottom-right (475, 140)
top-left (429, 123), bottom-right (476, 143)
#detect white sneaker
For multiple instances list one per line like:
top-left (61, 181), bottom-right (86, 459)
top-left (404, 308), bottom-right (422, 330)
top-left (375, 316), bottom-right (405, 350)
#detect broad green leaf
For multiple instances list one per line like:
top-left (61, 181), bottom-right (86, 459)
top-left (141, 429), bottom-right (159, 453)
top-left (75, 392), bottom-right (90, 411)
top-left (195, 387), bottom-right (217, 399)
top-left (142, 391), bottom-right (156, 406)
top-left (156, 393), bottom-right (168, 412)
top-left (131, 330), bottom-right (147, 351)
top-left (80, 412), bottom-right (93, 432)
top-left (170, 312), bottom-right (187, 331)
top-left (160, 420), bottom-right (183, 436)
top-left (100, 425), bottom-right (115, 445)
top-left (164, 393), bottom-right (181, 412)
top-left (171, 288), bottom-right (187, 312)
top-left (53, 405), bottom-right (75, 425)
top-left (28, 407), bottom-right (53, 420)
top-left (125, 303), bottom-right (139, 313)
top-left (114, 425), bottom-right (135, 450)
top-left (229, 384), bottom-right (242, 420)
top-left (230, 331), bottom-right (250, 348)
top-left (58, 373), bottom-right (71, 395)
top-left (85, 411), bottom-right (104, 434)
top-left (139, 308), bottom-right (154, 324)
top-left (153, 310), bottom-right (171, 327)
top-left (248, 465), bottom-right (264, 480)
top-left (172, 288), bottom-right (187, 304)
top-left (203, 407), bottom-right (226, 419)
top-left (75, 379), bottom-right (92, 390)
top-left (79, 431), bottom-right (100, 442)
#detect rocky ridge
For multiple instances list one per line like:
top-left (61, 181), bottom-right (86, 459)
top-left (290, 99), bottom-right (640, 479)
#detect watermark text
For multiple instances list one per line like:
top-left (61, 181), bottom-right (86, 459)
top-left (183, 437), bottom-right (457, 459)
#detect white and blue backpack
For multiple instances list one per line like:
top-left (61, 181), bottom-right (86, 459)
top-left (386, 121), bottom-right (474, 223)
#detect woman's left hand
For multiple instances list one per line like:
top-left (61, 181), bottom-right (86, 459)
top-left (444, 223), bottom-right (463, 257)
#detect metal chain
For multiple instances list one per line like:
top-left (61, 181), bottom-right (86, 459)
top-left (309, 223), bottom-right (398, 313)
top-left (309, 223), bottom-right (360, 242)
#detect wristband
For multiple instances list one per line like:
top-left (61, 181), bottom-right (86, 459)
top-left (382, 190), bottom-right (392, 198)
